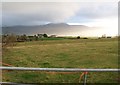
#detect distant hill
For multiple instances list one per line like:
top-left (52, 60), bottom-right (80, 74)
top-left (2, 23), bottom-right (93, 36)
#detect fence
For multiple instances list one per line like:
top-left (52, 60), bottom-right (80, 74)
top-left (0, 67), bottom-right (120, 85)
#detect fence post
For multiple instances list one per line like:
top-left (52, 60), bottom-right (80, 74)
top-left (84, 74), bottom-right (86, 85)
top-left (83, 72), bottom-right (88, 85)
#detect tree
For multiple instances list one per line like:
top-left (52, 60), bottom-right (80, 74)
top-left (2, 34), bottom-right (17, 47)
top-left (102, 34), bottom-right (106, 38)
top-left (34, 35), bottom-right (38, 41)
top-left (17, 34), bottom-right (27, 42)
top-left (77, 36), bottom-right (80, 39)
top-left (43, 33), bottom-right (48, 38)
top-left (22, 34), bottom-right (27, 41)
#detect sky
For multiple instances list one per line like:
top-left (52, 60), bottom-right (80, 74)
top-left (1, 1), bottom-right (118, 36)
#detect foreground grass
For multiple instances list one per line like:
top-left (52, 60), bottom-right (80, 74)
top-left (2, 38), bottom-right (118, 83)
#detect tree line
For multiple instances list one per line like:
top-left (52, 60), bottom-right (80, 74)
top-left (2, 33), bottom-right (48, 47)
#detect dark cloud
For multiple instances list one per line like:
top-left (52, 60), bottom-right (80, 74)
top-left (2, 2), bottom-right (117, 26)
top-left (2, 2), bottom-right (80, 26)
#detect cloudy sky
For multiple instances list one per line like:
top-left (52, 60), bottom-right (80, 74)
top-left (2, 1), bottom-right (118, 36)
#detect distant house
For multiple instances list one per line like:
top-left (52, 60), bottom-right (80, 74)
top-left (49, 35), bottom-right (57, 38)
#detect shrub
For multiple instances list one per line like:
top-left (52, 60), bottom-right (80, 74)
top-left (77, 36), bottom-right (80, 39)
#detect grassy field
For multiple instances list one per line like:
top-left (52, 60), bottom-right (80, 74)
top-left (2, 38), bottom-right (118, 83)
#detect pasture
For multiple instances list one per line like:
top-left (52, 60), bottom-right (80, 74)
top-left (2, 38), bottom-right (118, 83)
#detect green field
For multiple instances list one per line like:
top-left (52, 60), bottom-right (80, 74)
top-left (2, 38), bottom-right (119, 83)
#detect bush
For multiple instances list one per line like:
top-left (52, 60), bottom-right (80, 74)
top-left (17, 34), bottom-right (27, 42)
top-left (2, 34), bottom-right (17, 47)
top-left (83, 37), bottom-right (88, 39)
top-left (43, 34), bottom-right (48, 38)
top-left (77, 36), bottom-right (80, 39)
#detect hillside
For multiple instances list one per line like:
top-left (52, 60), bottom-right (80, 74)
top-left (2, 23), bottom-right (95, 36)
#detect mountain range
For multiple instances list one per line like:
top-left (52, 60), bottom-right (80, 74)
top-left (2, 23), bottom-right (97, 36)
